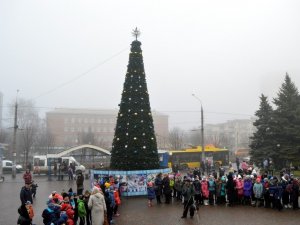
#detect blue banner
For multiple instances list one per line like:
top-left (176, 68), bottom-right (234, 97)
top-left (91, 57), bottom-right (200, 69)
top-left (90, 168), bottom-right (171, 196)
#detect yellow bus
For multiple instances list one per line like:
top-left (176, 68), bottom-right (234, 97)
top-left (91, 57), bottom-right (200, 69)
top-left (168, 144), bottom-right (229, 170)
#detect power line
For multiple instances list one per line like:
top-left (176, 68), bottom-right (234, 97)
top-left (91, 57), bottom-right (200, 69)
top-left (1, 105), bottom-right (254, 118)
top-left (31, 47), bottom-right (129, 100)
top-left (157, 110), bottom-right (253, 117)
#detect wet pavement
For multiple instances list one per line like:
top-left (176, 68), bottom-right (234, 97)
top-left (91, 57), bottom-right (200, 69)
top-left (0, 173), bottom-right (299, 225)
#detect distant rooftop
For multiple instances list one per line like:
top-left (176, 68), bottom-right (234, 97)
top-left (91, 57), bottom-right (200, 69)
top-left (46, 108), bottom-right (168, 117)
top-left (47, 108), bottom-right (118, 115)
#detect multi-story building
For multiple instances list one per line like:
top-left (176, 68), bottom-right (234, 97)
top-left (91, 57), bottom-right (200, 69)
top-left (204, 118), bottom-right (256, 152)
top-left (46, 108), bottom-right (169, 150)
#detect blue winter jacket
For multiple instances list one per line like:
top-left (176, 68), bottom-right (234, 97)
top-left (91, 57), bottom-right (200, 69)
top-left (147, 187), bottom-right (156, 200)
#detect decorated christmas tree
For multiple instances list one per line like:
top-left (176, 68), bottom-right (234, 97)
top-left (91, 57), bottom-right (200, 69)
top-left (110, 28), bottom-right (160, 170)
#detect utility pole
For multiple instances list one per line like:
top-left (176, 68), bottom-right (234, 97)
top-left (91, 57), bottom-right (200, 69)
top-left (12, 90), bottom-right (19, 178)
top-left (201, 104), bottom-right (205, 166)
top-left (192, 94), bottom-right (205, 172)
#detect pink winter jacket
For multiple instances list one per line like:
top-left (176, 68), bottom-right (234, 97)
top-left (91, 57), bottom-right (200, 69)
top-left (201, 180), bottom-right (209, 198)
top-left (235, 179), bottom-right (244, 196)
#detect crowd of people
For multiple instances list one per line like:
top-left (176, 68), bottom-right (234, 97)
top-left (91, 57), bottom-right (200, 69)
top-left (148, 164), bottom-right (300, 219)
top-left (17, 161), bottom-right (300, 224)
top-left (17, 169), bottom-right (122, 225)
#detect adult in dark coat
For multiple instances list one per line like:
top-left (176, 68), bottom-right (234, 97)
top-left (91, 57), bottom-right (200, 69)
top-left (154, 173), bottom-right (163, 204)
top-left (181, 178), bottom-right (196, 218)
top-left (162, 174), bottom-right (172, 204)
top-left (225, 173), bottom-right (235, 206)
top-left (20, 184), bottom-right (33, 205)
top-left (76, 170), bottom-right (84, 195)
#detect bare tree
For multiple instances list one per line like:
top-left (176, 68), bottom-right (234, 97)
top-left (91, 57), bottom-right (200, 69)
top-left (0, 128), bottom-right (9, 144)
top-left (169, 127), bottom-right (185, 150)
top-left (34, 119), bottom-right (55, 154)
top-left (8, 98), bottom-right (40, 166)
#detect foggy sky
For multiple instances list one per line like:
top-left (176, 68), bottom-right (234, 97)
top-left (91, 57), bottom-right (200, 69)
top-left (1, 0), bottom-right (300, 130)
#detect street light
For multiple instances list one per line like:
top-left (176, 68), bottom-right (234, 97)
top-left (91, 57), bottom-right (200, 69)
top-left (192, 94), bottom-right (205, 171)
top-left (12, 90), bottom-right (19, 178)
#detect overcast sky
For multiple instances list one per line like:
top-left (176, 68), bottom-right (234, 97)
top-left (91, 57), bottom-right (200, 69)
top-left (1, 0), bottom-right (300, 130)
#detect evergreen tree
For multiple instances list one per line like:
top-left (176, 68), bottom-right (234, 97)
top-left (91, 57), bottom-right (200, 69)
top-left (110, 32), bottom-right (159, 170)
top-left (250, 94), bottom-right (273, 165)
top-left (271, 73), bottom-right (300, 168)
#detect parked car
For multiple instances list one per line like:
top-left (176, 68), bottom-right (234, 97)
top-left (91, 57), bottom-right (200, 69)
top-left (2, 160), bottom-right (23, 173)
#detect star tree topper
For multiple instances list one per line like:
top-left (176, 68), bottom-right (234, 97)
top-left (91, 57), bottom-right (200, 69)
top-left (132, 27), bottom-right (141, 40)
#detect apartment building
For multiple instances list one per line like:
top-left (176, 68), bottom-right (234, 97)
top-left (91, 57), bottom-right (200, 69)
top-left (46, 108), bottom-right (169, 149)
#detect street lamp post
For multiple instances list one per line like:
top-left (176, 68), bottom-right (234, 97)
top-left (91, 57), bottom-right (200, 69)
top-left (12, 90), bottom-right (19, 178)
top-left (192, 94), bottom-right (205, 172)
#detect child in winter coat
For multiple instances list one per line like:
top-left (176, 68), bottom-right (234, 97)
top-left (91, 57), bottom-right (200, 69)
top-left (243, 176), bottom-right (252, 205)
top-left (57, 213), bottom-right (68, 225)
top-left (208, 175), bottom-right (216, 205)
top-left (253, 178), bottom-right (263, 207)
top-left (147, 181), bottom-right (156, 207)
top-left (77, 195), bottom-right (86, 225)
top-left (269, 177), bottom-right (283, 211)
top-left (263, 178), bottom-right (271, 208)
top-left (201, 177), bottom-right (209, 205)
top-left (113, 187), bottom-right (121, 216)
top-left (235, 175), bottom-right (244, 204)
top-left (216, 176), bottom-right (226, 204)
top-left (66, 208), bottom-right (75, 225)
top-left (42, 203), bottom-right (61, 225)
top-left (104, 188), bottom-right (113, 225)
top-left (17, 204), bottom-right (31, 225)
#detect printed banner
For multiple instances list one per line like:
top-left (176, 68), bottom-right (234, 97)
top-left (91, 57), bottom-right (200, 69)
top-left (90, 168), bottom-right (171, 196)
